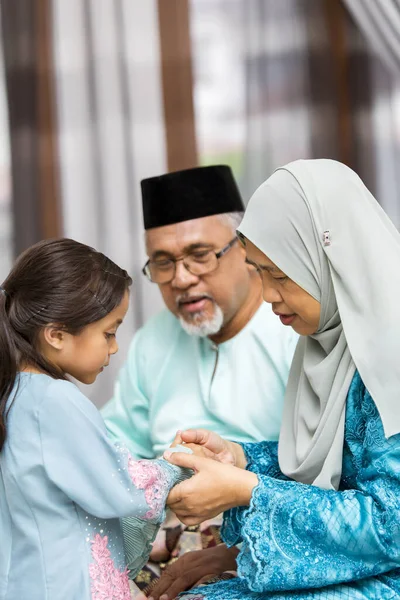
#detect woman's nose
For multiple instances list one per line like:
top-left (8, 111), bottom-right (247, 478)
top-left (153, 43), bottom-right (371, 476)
top-left (262, 283), bottom-right (282, 304)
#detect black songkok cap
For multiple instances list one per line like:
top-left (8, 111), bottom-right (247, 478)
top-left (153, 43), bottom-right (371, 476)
top-left (141, 165), bottom-right (244, 230)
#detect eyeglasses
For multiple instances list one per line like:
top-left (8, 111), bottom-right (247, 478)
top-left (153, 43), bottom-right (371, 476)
top-left (142, 236), bottom-right (238, 284)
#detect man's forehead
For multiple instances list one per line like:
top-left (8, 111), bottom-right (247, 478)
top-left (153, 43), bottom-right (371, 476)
top-left (145, 215), bottom-right (229, 252)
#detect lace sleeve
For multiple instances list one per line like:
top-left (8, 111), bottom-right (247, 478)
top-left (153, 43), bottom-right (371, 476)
top-left (221, 440), bottom-right (286, 547)
top-left (242, 440), bottom-right (285, 477)
top-left (235, 464), bottom-right (400, 594)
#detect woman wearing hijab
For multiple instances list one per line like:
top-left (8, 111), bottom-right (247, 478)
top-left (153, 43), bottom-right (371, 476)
top-left (157, 159), bottom-right (400, 600)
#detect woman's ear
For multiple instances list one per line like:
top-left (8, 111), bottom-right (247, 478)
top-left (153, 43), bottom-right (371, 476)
top-left (41, 324), bottom-right (66, 351)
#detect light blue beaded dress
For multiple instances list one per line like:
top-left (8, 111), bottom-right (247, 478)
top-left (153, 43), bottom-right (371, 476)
top-left (0, 373), bottom-right (189, 600)
top-left (182, 372), bottom-right (400, 599)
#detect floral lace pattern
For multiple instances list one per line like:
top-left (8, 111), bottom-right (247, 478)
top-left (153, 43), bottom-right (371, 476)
top-left (221, 439), bottom-right (288, 547)
top-left (128, 458), bottom-right (168, 520)
top-left (182, 372), bottom-right (400, 599)
top-left (89, 534), bottom-right (131, 600)
top-left (181, 576), bottom-right (400, 599)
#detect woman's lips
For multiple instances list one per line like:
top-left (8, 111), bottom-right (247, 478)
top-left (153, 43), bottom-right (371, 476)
top-left (275, 313), bottom-right (296, 326)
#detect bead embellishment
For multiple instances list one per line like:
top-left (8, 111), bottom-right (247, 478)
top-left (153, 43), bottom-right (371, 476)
top-left (322, 230), bottom-right (331, 246)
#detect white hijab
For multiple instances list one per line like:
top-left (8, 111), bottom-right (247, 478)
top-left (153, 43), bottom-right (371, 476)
top-left (238, 159), bottom-right (400, 490)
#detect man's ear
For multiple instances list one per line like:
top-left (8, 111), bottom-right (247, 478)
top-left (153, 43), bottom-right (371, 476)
top-left (41, 324), bottom-right (66, 351)
top-left (238, 243), bottom-right (256, 272)
top-left (238, 242), bottom-right (248, 261)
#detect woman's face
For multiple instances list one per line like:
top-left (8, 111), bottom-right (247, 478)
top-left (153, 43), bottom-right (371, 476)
top-left (244, 239), bottom-right (321, 336)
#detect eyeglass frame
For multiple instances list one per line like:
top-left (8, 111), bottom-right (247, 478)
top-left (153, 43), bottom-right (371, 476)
top-left (142, 236), bottom-right (239, 283)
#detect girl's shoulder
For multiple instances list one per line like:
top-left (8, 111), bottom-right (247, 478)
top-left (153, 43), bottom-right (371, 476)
top-left (17, 373), bottom-right (95, 416)
top-left (21, 374), bottom-right (106, 436)
top-left (18, 371), bottom-right (77, 397)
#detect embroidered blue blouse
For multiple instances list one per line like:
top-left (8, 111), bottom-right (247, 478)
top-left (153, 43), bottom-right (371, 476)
top-left (182, 371), bottom-right (400, 599)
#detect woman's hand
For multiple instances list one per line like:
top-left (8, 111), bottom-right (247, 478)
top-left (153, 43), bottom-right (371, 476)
top-left (164, 451), bottom-right (258, 525)
top-left (171, 429), bottom-right (247, 469)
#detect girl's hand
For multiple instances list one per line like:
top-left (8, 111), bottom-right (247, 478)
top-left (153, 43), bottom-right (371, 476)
top-left (169, 431), bottom-right (214, 459)
top-left (163, 451), bottom-right (258, 525)
top-left (178, 428), bottom-right (247, 468)
top-left (169, 431), bottom-right (183, 447)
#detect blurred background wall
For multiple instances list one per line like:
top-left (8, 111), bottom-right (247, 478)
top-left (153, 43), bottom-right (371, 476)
top-left (0, 0), bottom-right (399, 405)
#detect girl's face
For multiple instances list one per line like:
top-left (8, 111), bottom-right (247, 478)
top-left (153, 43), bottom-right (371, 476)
top-left (244, 240), bottom-right (320, 336)
top-left (43, 290), bottom-right (130, 384)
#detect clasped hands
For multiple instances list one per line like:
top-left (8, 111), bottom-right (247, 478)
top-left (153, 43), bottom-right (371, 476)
top-left (164, 429), bottom-right (258, 525)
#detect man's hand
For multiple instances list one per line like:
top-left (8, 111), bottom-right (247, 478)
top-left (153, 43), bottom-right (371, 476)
top-left (148, 544), bottom-right (239, 600)
top-left (164, 452), bottom-right (258, 525)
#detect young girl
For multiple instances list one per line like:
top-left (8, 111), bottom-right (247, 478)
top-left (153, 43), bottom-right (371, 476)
top-left (0, 238), bottom-right (190, 600)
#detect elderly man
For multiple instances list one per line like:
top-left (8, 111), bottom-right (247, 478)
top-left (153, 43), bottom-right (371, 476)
top-left (102, 165), bottom-right (297, 597)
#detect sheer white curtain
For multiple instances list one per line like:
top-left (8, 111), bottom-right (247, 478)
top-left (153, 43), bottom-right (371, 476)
top-left (191, 0), bottom-right (400, 229)
top-left (190, 0), bottom-right (348, 199)
top-left (240, 0), bottom-right (316, 200)
top-left (0, 8), bottom-right (12, 283)
top-left (51, 0), bottom-right (165, 405)
top-left (344, 0), bottom-right (400, 77)
top-left (343, 0), bottom-right (400, 228)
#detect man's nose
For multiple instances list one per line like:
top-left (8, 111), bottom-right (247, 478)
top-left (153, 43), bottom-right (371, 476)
top-left (171, 260), bottom-right (199, 289)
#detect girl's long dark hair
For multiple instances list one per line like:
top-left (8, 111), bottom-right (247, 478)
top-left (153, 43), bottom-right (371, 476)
top-left (0, 238), bottom-right (132, 451)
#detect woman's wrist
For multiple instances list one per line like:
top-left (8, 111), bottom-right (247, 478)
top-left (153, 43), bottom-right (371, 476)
top-left (228, 441), bottom-right (247, 470)
top-left (232, 469), bottom-right (258, 507)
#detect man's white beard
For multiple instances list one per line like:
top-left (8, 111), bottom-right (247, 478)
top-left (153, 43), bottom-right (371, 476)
top-left (179, 303), bottom-right (224, 337)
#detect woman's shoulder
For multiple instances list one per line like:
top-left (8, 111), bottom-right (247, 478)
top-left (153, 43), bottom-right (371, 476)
top-left (348, 370), bottom-right (363, 394)
top-left (347, 370), bottom-right (375, 406)
top-left (346, 370), bottom-right (382, 434)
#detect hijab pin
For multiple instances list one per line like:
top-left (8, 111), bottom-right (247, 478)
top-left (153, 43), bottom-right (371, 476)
top-left (322, 230), bottom-right (331, 246)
